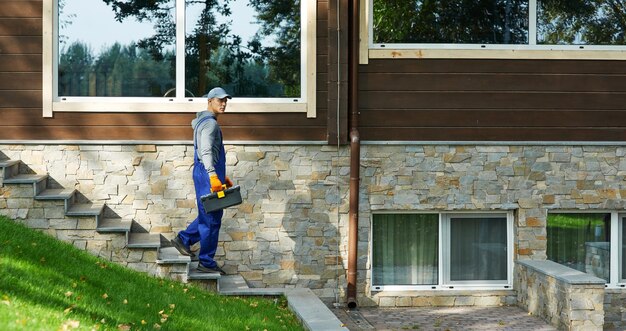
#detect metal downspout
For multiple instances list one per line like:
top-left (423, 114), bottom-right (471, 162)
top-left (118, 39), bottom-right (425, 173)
top-left (347, 0), bottom-right (360, 309)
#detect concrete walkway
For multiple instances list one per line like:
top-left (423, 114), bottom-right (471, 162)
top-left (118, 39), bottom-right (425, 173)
top-left (218, 275), bottom-right (556, 331)
top-left (331, 306), bottom-right (557, 331)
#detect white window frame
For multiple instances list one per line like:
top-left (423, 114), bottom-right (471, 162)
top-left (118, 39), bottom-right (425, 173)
top-left (42, 0), bottom-right (316, 118)
top-left (370, 211), bottom-right (514, 292)
top-left (360, 0), bottom-right (626, 63)
top-left (547, 210), bottom-right (626, 289)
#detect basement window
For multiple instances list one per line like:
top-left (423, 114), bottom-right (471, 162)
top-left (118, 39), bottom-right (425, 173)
top-left (371, 212), bottom-right (514, 291)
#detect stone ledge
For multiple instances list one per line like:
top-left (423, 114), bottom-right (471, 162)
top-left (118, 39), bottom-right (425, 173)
top-left (517, 260), bottom-right (605, 285)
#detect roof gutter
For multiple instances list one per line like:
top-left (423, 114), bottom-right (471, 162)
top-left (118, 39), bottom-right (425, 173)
top-left (346, 0), bottom-right (360, 309)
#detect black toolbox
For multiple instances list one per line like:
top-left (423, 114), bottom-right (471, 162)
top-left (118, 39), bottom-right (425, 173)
top-left (200, 185), bottom-right (242, 213)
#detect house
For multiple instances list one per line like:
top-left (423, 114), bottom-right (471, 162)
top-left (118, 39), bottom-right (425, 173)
top-left (1, 1), bottom-right (626, 330)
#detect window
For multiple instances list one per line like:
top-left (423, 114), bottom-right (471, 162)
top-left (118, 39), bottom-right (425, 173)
top-left (547, 212), bottom-right (626, 287)
top-left (43, 0), bottom-right (316, 117)
top-left (371, 212), bottom-right (513, 290)
top-left (363, 0), bottom-right (626, 60)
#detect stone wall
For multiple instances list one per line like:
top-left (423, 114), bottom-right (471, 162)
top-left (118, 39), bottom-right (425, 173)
top-left (605, 289), bottom-right (626, 330)
top-left (4, 143), bottom-right (626, 316)
top-left (516, 260), bottom-right (605, 330)
top-left (373, 290), bottom-right (517, 307)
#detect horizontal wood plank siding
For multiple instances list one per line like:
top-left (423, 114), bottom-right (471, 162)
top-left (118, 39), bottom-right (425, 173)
top-left (359, 59), bottom-right (626, 141)
top-left (0, 1), bottom-right (330, 142)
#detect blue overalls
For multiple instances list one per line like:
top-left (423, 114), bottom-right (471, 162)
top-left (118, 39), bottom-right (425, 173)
top-left (177, 115), bottom-right (226, 268)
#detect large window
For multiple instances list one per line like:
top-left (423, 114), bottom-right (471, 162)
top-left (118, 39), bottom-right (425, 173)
top-left (43, 0), bottom-right (316, 117)
top-left (547, 212), bottom-right (626, 287)
top-left (365, 0), bottom-right (626, 60)
top-left (372, 212), bottom-right (513, 290)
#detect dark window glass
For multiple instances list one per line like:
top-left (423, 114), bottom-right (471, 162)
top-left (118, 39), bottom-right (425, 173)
top-left (449, 217), bottom-right (508, 281)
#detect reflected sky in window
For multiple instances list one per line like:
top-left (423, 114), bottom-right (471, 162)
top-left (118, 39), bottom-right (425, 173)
top-left (59, 0), bottom-right (265, 55)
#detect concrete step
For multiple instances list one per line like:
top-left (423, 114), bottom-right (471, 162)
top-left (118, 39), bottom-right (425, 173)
top-left (187, 262), bottom-right (221, 280)
top-left (66, 202), bottom-right (105, 216)
top-left (218, 274), bottom-right (251, 294)
top-left (3, 174), bottom-right (48, 184)
top-left (0, 160), bottom-right (20, 182)
top-left (127, 233), bottom-right (160, 248)
top-left (3, 174), bottom-right (48, 195)
top-left (156, 246), bottom-right (191, 264)
top-left (0, 159), bottom-right (20, 168)
top-left (97, 218), bottom-right (131, 233)
top-left (35, 188), bottom-right (76, 200)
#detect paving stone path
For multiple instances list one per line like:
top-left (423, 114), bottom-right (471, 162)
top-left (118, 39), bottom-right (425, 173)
top-left (331, 306), bottom-right (557, 331)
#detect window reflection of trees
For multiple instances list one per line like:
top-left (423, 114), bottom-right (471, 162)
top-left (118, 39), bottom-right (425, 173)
top-left (373, 0), bottom-right (625, 46)
top-left (538, 0), bottom-right (626, 45)
top-left (58, 0), bottom-right (301, 98)
top-left (373, 0), bottom-right (530, 44)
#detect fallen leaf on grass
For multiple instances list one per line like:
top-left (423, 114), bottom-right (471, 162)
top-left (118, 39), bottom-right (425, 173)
top-left (64, 291), bottom-right (73, 297)
top-left (117, 324), bottom-right (131, 331)
top-left (59, 319), bottom-right (80, 330)
top-left (63, 304), bottom-right (76, 314)
top-left (102, 293), bottom-right (108, 299)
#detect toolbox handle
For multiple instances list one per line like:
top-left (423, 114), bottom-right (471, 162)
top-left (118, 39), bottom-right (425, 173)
top-left (217, 184), bottom-right (227, 198)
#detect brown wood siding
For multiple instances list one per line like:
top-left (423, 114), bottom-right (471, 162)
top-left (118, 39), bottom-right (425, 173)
top-left (0, 1), bottom-right (330, 142)
top-left (359, 59), bottom-right (626, 141)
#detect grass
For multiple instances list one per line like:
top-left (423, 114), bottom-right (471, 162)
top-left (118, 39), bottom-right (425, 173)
top-left (0, 216), bottom-right (304, 331)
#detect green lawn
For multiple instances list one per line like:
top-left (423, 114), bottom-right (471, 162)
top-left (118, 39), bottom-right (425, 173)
top-left (0, 216), bottom-right (303, 330)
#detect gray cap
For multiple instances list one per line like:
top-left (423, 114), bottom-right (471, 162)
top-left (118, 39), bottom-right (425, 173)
top-left (204, 87), bottom-right (232, 99)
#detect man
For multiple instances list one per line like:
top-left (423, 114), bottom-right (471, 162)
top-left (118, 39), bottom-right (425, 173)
top-left (171, 87), bottom-right (233, 274)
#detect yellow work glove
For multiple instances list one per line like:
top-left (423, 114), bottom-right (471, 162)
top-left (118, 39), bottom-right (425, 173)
top-left (209, 174), bottom-right (224, 193)
top-left (225, 176), bottom-right (234, 188)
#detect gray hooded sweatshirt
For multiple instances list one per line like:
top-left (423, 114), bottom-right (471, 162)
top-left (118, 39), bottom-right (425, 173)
top-left (191, 111), bottom-right (222, 176)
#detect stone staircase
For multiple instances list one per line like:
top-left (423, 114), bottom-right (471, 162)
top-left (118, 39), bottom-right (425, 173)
top-left (1, 157), bottom-right (349, 330)
top-left (0, 158), bottom-right (219, 287)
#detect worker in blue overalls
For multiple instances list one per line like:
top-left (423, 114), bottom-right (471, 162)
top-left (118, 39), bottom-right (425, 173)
top-left (171, 87), bottom-right (233, 274)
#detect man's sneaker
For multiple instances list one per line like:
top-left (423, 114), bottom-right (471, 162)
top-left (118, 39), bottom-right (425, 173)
top-left (197, 264), bottom-right (226, 275)
top-left (171, 235), bottom-right (193, 256)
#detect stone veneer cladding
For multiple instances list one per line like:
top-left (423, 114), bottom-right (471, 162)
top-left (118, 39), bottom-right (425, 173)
top-left (2, 143), bottom-right (626, 320)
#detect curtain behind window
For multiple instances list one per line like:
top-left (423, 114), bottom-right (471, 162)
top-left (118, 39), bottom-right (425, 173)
top-left (449, 217), bottom-right (508, 281)
top-left (372, 214), bottom-right (438, 285)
